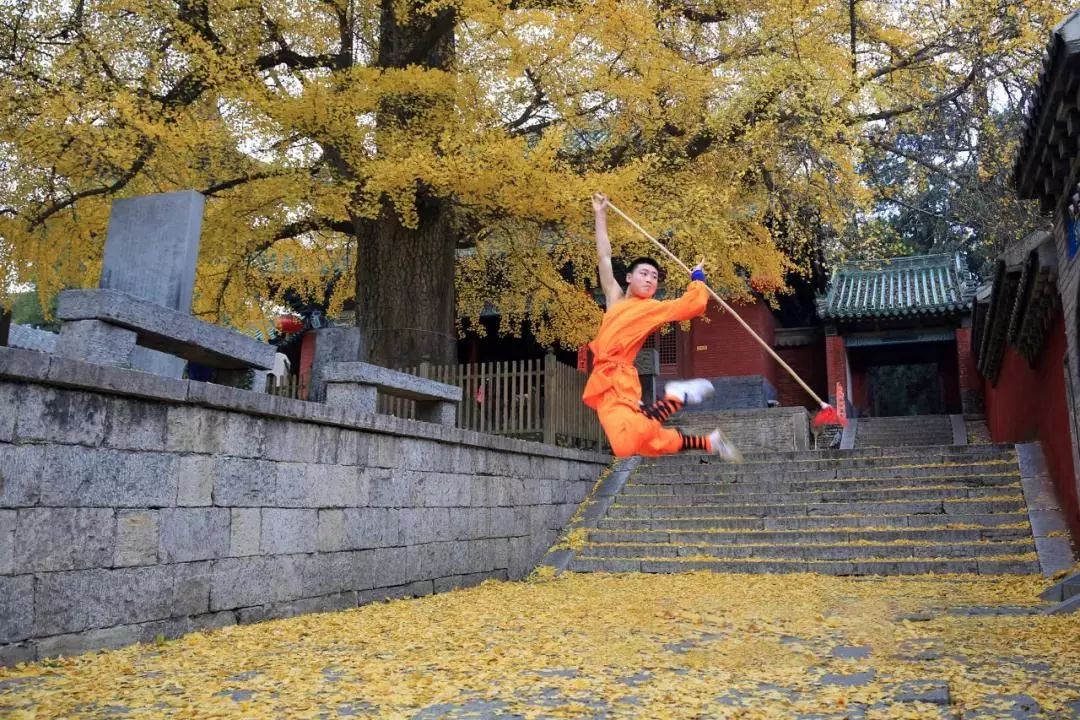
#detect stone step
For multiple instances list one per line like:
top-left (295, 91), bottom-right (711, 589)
top-left (856, 422), bottom-right (952, 429)
top-left (634, 464), bottom-right (1018, 483)
top-left (643, 443), bottom-right (1014, 466)
top-left (615, 486), bottom-right (1021, 505)
top-left (606, 498), bottom-right (1026, 519)
top-left (579, 540), bottom-right (1035, 560)
top-left (587, 526), bottom-right (1032, 545)
top-left (855, 431), bottom-right (953, 438)
top-left (855, 443), bottom-right (955, 448)
top-left (641, 453), bottom-right (1016, 476)
top-left (854, 432), bottom-right (955, 441)
top-left (621, 474), bottom-right (1021, 495)
top-left (596, 512), bottom-right (1031, 531)
top-left (569, 557), bottom-right (1040, 575)
top-left (855, 439), bottom-right (955, 446)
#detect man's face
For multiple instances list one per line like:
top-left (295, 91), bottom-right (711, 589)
top-left (626, 264), bottom-right (659, 298)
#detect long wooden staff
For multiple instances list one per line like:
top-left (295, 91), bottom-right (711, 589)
top-left (605, 200), bottom-right (844, 427)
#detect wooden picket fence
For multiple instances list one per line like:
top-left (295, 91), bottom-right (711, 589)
top-left (380, 355), bottom-right (604, 450)
top-left (266, 372), bottom-right (308, 399)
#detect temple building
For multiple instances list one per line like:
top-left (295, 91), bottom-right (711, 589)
top-left (815, 254), bottom-right (980, 417)
top-left (969, 8), bottom-right (1080, 541)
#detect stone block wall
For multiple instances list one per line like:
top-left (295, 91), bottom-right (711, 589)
top-left (667, 407), bottom-right (812, 452)
top-left (661, 375), bottom-right (776, 410)
top-left (0, 347), bottom-right (608, 665)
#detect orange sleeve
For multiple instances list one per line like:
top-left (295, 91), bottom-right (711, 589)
top-left (660, 280), bottom-right (709, 322)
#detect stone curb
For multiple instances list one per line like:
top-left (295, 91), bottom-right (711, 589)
top-left (1015, 442), bottom-right (1078, 578)
top-left (538, 456), bottom-right (641, 573)
top-left (0, 347), bottom-right (608, 465)
top-left (839, 418), bottom-right (857, 450)
top-left (950, 414), bottom-right (968, 445)
top-left (1041, 571), bottom-right (1080, 601)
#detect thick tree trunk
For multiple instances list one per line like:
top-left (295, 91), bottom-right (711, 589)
top-left (354, 197), bottom-right (456, 367)
top-left (352, 0), bottom-right (458, 368)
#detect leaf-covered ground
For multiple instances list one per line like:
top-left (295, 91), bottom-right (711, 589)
top-left (2, 572), bottom-right (1079, 719)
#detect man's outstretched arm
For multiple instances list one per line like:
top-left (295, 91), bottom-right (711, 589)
top-left (662, 261), bottom-right (710, 322)
top-left (593, 193), bottom-right (624, 308)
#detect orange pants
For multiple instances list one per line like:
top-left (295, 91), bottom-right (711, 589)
top-left (598, 397), bottom-right (683, 458)
top-left (582, 282), bottom-right (711, 458)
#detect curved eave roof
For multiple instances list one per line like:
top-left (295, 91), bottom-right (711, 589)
top-left (816, 254), bottom-right (975, 322)
top-left (1014, 10), bottom-right (1080, 203)
top-left (819, 303), bottom-right (971, 321)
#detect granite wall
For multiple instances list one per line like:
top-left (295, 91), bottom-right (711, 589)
top-left (0, 347), bottom-right (608, 665)
top-left (667, 406), bottom-right (813, 453)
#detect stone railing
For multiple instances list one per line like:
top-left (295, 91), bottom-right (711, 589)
top-left (0, 347), bottom-right (609, 665)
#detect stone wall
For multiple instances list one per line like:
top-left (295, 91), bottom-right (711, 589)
top-left (667, 407), bottom-right (812, 452)
top-left (0, 347), bottom-right (608, 665)
top-left (7, 325), bottom-right (57, 354)
top-left (698, 376), bottom-right (776, 410)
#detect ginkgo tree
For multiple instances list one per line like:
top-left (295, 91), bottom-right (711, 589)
top-left (0, 0), bottom-right (1068, 366)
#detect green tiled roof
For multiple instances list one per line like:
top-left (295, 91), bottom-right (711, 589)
top-left (817, 254), bottom-right (976, 321)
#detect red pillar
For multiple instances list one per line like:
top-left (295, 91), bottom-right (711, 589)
top-left (850, 367), bottom-right (869, 415)
top-left (956, 327), bottom-right (982, 414)
top-left (825, 332), bottom-right (847, 410)
top-left (299, 332), bottom-right (317, 400)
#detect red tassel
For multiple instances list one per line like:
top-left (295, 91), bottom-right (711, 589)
top-left (812, 405), bottom-right (846, 428)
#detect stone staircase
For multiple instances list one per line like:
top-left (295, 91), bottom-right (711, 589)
top-left (853, 414), bottom-right (954, 448)
top-left (569, 439), bottom-right (1041, 575)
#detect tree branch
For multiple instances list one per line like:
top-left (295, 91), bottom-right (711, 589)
top-left (852, 62), bottom-right (979, 123)
top-left (29, 139), bottom-right (155, 229)
top-left (176, 0), bottom-right (226, 55)
top-left (402, 7), bottom-right (457, 66)
top-left (506, 68), bottom-right (549, 132)
top-left (877, 193), bottom-right (950, 221)
top-left (657, 0), bottom-right (730, 23)
top-left (255, 48), bottom-right (345, 72)
top-left (201, 172), bottom-right (282, 197)
top-left (865, 136), bottom-right (969, 185)
top-left (256, 5), bottom-right (347, 71)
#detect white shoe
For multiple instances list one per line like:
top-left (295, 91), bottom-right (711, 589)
top-left (707, 428), bottom-right (744, 463)
top-left (664, 378), bottom-right (715, 405)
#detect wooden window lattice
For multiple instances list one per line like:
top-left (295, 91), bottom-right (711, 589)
top-left (644, 330), bottom-right (678, 365)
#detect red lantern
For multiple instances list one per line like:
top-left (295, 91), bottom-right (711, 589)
top-left (274, 314), bottom-right (304, 333)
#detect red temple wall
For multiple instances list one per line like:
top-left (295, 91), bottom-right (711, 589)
top-left (983, 313), bottom-right (1080, 540)
top-left (775, 343), bottom-right (827, 409)
top-left (686, 300), bottom-right (777, 386)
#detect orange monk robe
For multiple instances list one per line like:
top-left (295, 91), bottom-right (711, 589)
top-left (582, 281), bottom-right (710, 457)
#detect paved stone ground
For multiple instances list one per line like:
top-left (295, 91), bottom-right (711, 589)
top-left (1, 572), bottom-right (1079, 718)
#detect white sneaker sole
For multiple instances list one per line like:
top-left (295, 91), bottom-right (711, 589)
top-left (708, 428), bottom-right (744, 463)
top-left (665, 378), bottom-right (715, 406)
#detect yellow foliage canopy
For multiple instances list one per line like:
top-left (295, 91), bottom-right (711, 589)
top-left (0, 0), bottom-right (1069, 346)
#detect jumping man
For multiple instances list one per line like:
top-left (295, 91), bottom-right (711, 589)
top-left (582, 192), bottom-right (743, 461)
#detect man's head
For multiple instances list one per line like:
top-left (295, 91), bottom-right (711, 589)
top-left (625, 257), bottom-right (661, 298)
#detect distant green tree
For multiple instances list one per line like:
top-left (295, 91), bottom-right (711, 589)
top-left (10, 291), bottom-right (58, 330)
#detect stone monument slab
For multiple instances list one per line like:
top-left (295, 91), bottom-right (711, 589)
top-left (100, 190), bottom-right (204, 312)
top-left (97, 190), bottom-right (205, 377)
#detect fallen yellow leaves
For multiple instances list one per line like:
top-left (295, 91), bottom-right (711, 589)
top-left (1, 572), bottom-right (1077, 719)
